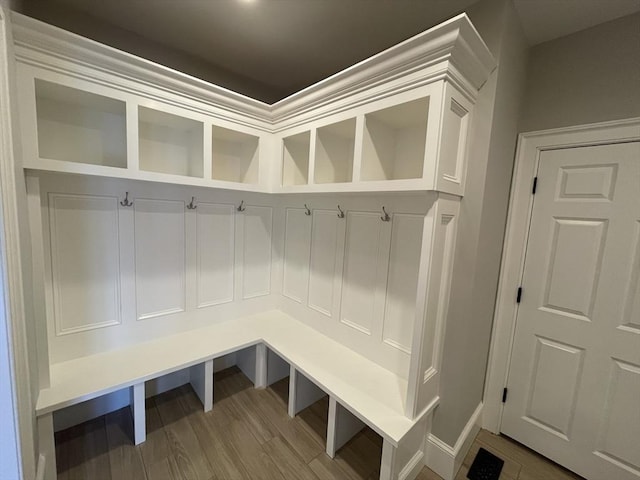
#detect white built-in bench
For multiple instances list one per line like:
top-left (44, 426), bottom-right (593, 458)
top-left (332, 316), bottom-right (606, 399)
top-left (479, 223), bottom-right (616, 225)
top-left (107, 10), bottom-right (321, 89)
top-left (37, 310), bottom-right (435, 480)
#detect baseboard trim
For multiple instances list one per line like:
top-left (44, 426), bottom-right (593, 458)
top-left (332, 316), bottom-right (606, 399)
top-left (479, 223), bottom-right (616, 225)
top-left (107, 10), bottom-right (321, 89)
top-left (425, 402), bottom-right (483, 480)
top-left (399, 450), bottom-right (425, 480)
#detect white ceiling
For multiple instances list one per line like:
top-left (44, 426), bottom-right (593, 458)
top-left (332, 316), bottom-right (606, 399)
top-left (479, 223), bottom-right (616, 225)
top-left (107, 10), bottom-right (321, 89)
top-left (19, 0), bottom-right (640, 103)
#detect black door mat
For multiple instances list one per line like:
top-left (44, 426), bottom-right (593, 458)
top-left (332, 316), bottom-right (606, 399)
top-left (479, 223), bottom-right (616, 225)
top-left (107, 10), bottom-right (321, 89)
top-left (467, 447), bottom-right (505, 480)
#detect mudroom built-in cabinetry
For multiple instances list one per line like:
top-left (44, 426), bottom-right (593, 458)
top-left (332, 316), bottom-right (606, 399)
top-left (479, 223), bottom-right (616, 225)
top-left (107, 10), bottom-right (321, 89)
top-left (11, 11), bottom-right (494, 480)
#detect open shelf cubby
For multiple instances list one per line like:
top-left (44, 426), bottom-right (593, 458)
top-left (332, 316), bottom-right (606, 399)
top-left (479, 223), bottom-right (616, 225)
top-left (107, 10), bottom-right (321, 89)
top-left (35, 79), bottom-right (127, 168)
top-left (138, 106), bottom-right (204, 178)
top-left (314, 118), bottom-right (356, 184)
top-left (211, 126), bottom-right (259, 184)
top-left (361, 97), bottom-right (429, 181)
top-left (282, 132), bottom-right (310, 186)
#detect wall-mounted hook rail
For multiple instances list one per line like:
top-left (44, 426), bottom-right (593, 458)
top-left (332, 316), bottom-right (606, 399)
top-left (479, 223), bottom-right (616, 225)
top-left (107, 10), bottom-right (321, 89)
top-left (337, 205), bottom-right (345, 218)
top-left (187, 197), bottom-right (197, 210)
top-left (237, 200), bottom-right (245, 212)
top-left (120, 192), bottom-right (133, 207)
top-left (304, 204), bottom-right (311, 216)
top-left (380, 206), bottom-right (391, 222)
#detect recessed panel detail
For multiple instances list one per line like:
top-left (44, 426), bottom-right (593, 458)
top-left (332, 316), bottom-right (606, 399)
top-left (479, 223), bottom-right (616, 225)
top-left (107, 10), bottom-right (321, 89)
top-left (135, 198), bottom-right (186, 320)
top-left (383, 214), bottom-right (423, 353)
top-left (340, 212), bottom-right (382, 335)
top-left (557, 164), bottom-right (618, 200)
top-left (283, 208), bottom-right (311, 303)
top-left (524, 336), bottom-right (584, 439)
top-left (308, 210), bottom-right (340, 317)
top-left (49, 194), bottom-right (121, 334)
top-left (595, 360), bottom-right (640, 474)
top-left (542, 218), bottom-right (607, 320)
top-left (242, 206), bottom-right (272, 299)
top-left (621, 221), bottom-right (640, 333)
top-left (196, 203), bottom-right (234, 308)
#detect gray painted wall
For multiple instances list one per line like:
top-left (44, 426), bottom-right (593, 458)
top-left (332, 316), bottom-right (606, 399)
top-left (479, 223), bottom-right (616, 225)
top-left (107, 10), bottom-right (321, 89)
top-left (431, 0), bottom-right (528, 447)
top-left (520, 12), bottom-right (640, 132)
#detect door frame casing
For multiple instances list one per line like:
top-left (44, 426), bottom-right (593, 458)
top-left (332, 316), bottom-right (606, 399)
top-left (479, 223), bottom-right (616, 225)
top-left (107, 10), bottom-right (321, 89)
top-left (482, 117), bottom-right (640, 434)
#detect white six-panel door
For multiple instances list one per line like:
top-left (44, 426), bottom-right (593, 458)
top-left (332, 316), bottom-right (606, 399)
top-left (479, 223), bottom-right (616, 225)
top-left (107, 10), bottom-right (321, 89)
top-left (502, 141), bottom-right (640, 480)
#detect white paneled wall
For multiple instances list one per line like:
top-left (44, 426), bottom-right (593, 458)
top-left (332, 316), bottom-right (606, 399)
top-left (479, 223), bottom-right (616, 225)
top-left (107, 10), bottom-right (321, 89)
top-left (31, 174), bottom-right (279, 364)
top-left (278, 194), bottom-right (437, 379)
top-left (32, 172), bottom-right (446, 381)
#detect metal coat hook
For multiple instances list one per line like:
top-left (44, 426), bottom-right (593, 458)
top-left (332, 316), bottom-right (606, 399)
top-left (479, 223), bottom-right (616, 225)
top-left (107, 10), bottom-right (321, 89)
top-left (380, 206), bottom-right (391, 222)
top-left (187, 197), bottom-right (197, 210)
top-left (237, 200), bottom-right (245, 212)
top-left (304, 204), bottom-right (311, 216)
top-left (120, 192), bottom-right (133, 207)
top-left (337, 205), bottom-right (345, 218)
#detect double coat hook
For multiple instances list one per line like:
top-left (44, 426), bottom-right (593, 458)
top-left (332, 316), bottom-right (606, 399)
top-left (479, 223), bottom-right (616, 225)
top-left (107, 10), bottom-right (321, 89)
top-left (337, 205), bottom-right (345, 218)
top-left (304, 204), bottom-right (311, 216)
top-left (187, 197), bottom-right (197, 210)
top-left (380, 206), bottom-right (391, 222)
top-left (237, 200), bottom-right (246, 212)
top-left (120, 192), bottom-right (133, 207)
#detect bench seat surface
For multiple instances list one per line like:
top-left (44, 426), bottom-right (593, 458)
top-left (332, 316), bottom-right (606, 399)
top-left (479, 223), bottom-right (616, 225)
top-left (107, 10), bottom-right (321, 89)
top-left (37, 310), bottom-right (427, 444)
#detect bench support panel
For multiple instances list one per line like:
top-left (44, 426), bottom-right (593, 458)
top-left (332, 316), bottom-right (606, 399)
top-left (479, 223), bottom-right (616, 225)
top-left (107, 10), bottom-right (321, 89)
top-left (129, 383), bottom-right (146, 445)
top-left (380, 414), bottom-right (430, 480)
top-left (37, 412), bottom-right (57, 480)
top-left (326, 397), bottom-right (365, 458)
top-left (288, 366), bottom-right (326, 418)
top-left (189, 359), bottom-right (214, 412)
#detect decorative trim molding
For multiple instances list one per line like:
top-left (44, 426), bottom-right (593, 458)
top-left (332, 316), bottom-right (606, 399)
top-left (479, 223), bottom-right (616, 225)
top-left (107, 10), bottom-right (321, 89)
top-left (399, 450), bottom-right (425, 480)
top-left (10, 11), bottom-right (495, 133)
top-left (425, 402), bottom-right (483, 480)
top-left (482, 117), bottom-right (640, 434)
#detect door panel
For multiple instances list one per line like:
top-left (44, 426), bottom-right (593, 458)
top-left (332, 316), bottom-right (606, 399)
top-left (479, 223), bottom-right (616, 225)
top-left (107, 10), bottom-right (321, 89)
top-left (502, 142), bottom-right (640, 480)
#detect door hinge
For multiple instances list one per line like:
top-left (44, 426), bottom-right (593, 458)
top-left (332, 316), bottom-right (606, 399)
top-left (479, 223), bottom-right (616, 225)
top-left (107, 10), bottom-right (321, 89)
top-left (502, 387), bottom-right (508, 403)
top-left (516, 287), bottom-right (523, 303)
top-left (532, 176), bottom-right (538, 194)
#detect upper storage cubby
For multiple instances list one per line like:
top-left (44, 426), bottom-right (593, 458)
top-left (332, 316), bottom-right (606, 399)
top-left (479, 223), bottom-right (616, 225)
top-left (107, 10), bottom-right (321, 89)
top-left (314, 118), bottom-right (356, 184)
top-left (138, 106), bottom-right (204, 178)
top-left (35, 79), bottom-right (127, 168)
top-left (211, 126), bottom-right (259, 184)
top-left (15, 12), bottom-right (494, 195)
top-left (361, 97), bottom-right (429, 181)
top-left (282, 132), bottom-right (310, 186)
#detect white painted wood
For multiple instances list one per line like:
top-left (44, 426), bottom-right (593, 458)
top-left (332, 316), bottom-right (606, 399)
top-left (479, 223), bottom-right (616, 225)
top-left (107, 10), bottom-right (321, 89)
top-left (138, 106), bottom-right (204, 178)
top-left (34, 79), bottom-right (127, 168)
top-left (406, 196), bottom-right (459, 418)
top-left (255, 343), bottom-right (267, 388)
top-left (36, 413), bottom-right (55, 480)
top-left (211, 125), bottom-right (259, 184)
top-left (501, 141), bottom-right (640, 480)
top-left (266, 348), bottom-right (290, 387)
top-left (129, 382), bottom-right (145, 445)
top-left (282, 207), bottom-right (312, 303)
top-left (361, 97), bottom-right (429, 181)
top-left (426, 403), bottom-right (482, 480)
top-left (327, 397), bottom-right (365, 458)
top-left (241, 205), bottom-right (272, 299)
top-left (282, 132), bottom-right (310, 186)
top-left (340, 211), bottom-right (389, 336)
top-left (383, 213), bottom-right (423, 354)
top-left (288, 366), bottom-right (327, 417)
top-left (134, 198), bottom-right (186, 320)
top-left (484, 118), bottom-right (640, 435)
top-left (48, 193), bottom-right (121, 334)
top-left (195, 202), bottom-right (234, 308)
top-left (314, 118), bottom-right (356, 184)
top-left (307, 208), bottom-right (344, 317)
top-left (236, 345), bottom-right (258, 386)
top-left (435, 84), bottom-right (473, 196)
top-left (189, 359), bottom-right (213, 412)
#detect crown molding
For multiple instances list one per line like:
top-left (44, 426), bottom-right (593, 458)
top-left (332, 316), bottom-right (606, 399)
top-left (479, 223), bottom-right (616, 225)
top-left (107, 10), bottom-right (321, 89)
top-left (10, 11), bottom-right (495, 132)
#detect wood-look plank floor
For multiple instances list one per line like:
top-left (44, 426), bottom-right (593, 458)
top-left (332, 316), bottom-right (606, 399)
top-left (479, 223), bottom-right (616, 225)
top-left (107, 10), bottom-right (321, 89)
top-left (55, 367), bottom-right (585, 480)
